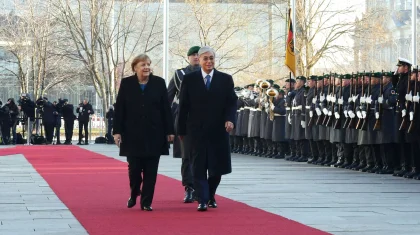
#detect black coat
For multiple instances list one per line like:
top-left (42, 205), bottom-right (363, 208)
top-left (76, 103), bottom-right (94, 122)
top-left (272, 97), bottom-right (286, 142)
top-left (62, 104), bottom-right (76, 121)
top-left (41, 102), bottom-right (56, 125)
top-left (177, 69), bottom-right (237, 178)
top-left (113, 75), bottom-right (174, 157)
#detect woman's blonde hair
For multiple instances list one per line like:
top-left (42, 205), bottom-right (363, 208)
top-left (131, 54), bottom-right (151, 72)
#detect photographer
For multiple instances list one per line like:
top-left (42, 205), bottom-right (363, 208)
top-left (6, 98), bottom-right (19, 144)
top-left (61, 99), bottom-right (76, 145)
top-left (18, 94), bottom-right (36, 141)
top-left (0, 100), bottom-right (11, 145)
top-left (37, 97), bottom-right (55, 144)
top-left (53, 100), bottom-right (64, 144)
top-left (105, 104), bottom-right (114, 144)
top-left (76, 99), bottom-right (94, 145)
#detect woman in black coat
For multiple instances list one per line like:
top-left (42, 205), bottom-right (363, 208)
top-left (113, 54), bottom-right (174, 211)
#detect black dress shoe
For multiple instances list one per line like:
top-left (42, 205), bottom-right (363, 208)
top-left (184, 187), bottom-right (195, 203)
top-left (197, 203), bottom-right (207, 211)
top-left (208, 200), bottom-right (217, 208)
top-left (141, 206), bottom-right (153, 211)
top-left (127, 197), bottom-right (136, 208)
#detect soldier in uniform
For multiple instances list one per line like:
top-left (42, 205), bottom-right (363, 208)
top-left (239, 88), bottom-right (255, 154)
top-left (333, 74), bottom-right (351, 168)
top-left (392, 58), bottom-right (412, 177)
top-left (292, 76), bottom-right (309, 162)
top-left (284, 79), bottom-right (296, 160)
top-left (375, 71), bottom-right (398, 174)
top-left (411, 68), bottom-right (420, 180)
top-left (262, 80), bottom-right (275, 157)
top-left (343, 74), bottom-right (360, 169)
top-left (167, 45), bottom-right (201, 203)
top-left (402, 68), bottom-right (419, 178)
top-left (247, 85), bottom-right (258, 154)
top-left (304, 75), bottom-right (319, 163)
top-left (313, 75), bottom-right (331, 165)
top-left (271, 88), bottom-right (287, 158)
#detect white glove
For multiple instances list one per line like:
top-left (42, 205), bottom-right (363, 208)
top-left (334, 112), bottom-right (340, 119)
top-left (362, 111), bottom-right (367, 119)
top-left (309, 111), bottom-right (313, 118)
top-left (316, 108), bottom-right (322, 116)
top-left (410, 111), bottom-right (414, 121)
top-left (338, 98), bottom-right (343, 105)
top-left (270, 104), bottom-right (275, 110)
top-left (328, 111), bottom-right (332, 116)
top-left (312, 97), bottom-right (317, 104)
top-left (360, 96), bottom-right (366, 104)
top-left (413, 93), bottom-right (420, 103)
top-left (356, 111), bottom-right (362, 119)
top-left (265, 102), bottom-right (269, 108)
top-left (322, 108), bottom-right (328, 115)
top-left (405, 91), bottom-right (413, 102)
top-left (288, 113), bottom-right (292, 124)
top-left (366, 95), bottom-right (372, 104)
top-left (249, 94), bottom-right (254, 100)
top-left (402, 109), bottom-right (406, 117)
top-left (344, 110), bottom-right (348, 118)
top-left (331, 96), bottom-right (337, 103)
top-left (375, 112), bottom-right (379, 119)
top-left (352, 94), bottom-right (359, 103)
top-left (378, 95), bottom-right (383, 104)
top-left (349, 111), bottom-right (356, 119)
top-left (301, 120), bottom-right (306, 128)
top-left (348, 97), bottom-right (353, 103)
top-left (320, 95), bottom-right (325, 102)
top-left (326, 94), bottom-right (331, 102)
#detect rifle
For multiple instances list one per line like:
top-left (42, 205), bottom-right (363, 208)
top-left (356, 72), bottom-right (366, 129)
top-left (399, 70), bottom-right (412, 130)
top-left (325, 73), bottom-right (335, 126)
top-left (308, 76), bottom-right (318, 127)
top-left (408, 66), bottom-right (418, 133)
top-left (333, 76), bottom-right (343, 129)
top-left (343, 73), bottom-right (352, 128)
top-left (322, 73), bottom-right (332, 125)
top-left (316, 74), bottom-right (325, 125)
top-left (347, 73), bottom-right (359, 129)
top-left (360, 72), bottom-right (372, 130)
top-left (373, 70), bottom-right (384, 131)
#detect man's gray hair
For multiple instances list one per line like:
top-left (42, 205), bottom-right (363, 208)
top-left (198, 46), bottom-right (216, 57)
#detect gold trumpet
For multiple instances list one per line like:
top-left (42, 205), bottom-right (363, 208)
top-left (266, 88), bottom-right (279, 121)
top-left (258, 80), bottom-right (271, 109)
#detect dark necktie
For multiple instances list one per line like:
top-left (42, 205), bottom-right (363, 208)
top-left (205, 75), bottom-right (211, 90)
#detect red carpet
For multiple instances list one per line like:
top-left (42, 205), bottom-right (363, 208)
top-left (0, 146), bottom-right (330, 235)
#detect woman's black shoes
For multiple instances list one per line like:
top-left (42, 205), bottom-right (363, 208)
top-left (127, 197), bottom-right (136, 208)
top-left (141, 206), bottom-right (153, 211)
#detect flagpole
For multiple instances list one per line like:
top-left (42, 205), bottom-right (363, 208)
top-left (292, 0), bottom-right (296, 78)
top-left (412, 0), bottom-right (417, 65)
top-left (163, 0), bottom-right (169, 84)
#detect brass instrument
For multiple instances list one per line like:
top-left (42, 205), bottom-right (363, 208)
top-left (258, 80), bottom-right (271, 109)
top-left (266, 88), bottom-right (279, 121)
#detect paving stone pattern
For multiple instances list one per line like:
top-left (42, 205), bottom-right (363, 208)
top-left (84, 144), bottom-right (420, 235)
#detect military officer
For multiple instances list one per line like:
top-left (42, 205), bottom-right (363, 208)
top-left (291, 76), bottom-right (309, 162)
top-left (271, 88), bottom-right (287, 158)
top-left (167, 45), bottom-right (201, 203)
top-left (304, 75), bottom-right (319, 163)
top-left (284, 78), bottom-right (296, 160)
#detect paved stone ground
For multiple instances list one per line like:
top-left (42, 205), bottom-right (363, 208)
top-left (84, 144), bottom-right (420, 235)
top-left (1, 144), bottom-right (420, 235)
top-left (0, 150), bottom-right (87, 235)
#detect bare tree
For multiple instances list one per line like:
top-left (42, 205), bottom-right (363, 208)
top-left (0, 0), bottom-right (82, 99)
top-left (51, 0), bottom-right (162, 116)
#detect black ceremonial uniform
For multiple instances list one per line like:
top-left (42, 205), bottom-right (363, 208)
top-left (272, 95), bottom-right (287, 158)
top-left (284, 86), bottom-right (295, 160)
top-left (304, 78), bottom-right (318, 163)
top-left (292, 80), bottom-right (309, 161)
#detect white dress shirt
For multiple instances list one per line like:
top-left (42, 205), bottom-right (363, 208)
top-left (201, 69), bottom-right (214, 84)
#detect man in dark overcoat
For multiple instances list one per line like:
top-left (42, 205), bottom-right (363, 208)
top-left (305, 75), bottom-right (319, 163)
top-left (167, 46), bottom-right (201, 202)
top-left (177, 46), bottom-right (237, 211)
top-left (284, 79), bottom-right (296, 160)
top-left (292, 76), bottom-right (309, 162)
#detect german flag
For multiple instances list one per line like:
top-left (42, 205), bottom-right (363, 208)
top-left (285, 8), bottom-right (296, 77)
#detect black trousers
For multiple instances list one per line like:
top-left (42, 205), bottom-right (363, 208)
top-left (315, 140), bottom-right (325, 159)
top-left (173, 135), bottom-right (181, 158)
top-left (323, 140), bottom-right (333, 161)
top-left (43, 122), bottom-right (55, 143)
top-left (194, 175), bottom-right (221, 204)
top-left (78, 121), bottom-right (88, 143)
top-left (309, 139), bottom-right (319, 159)
top-left (127, 156), bottom-right (160, 207)
top-left (296, 139), bottom-right (309, 158)
top-left (381, 143), bottom-right (396, 168)
top-left (1, 122), bottom-right (10, 144)
top-left (64, 119), bottom-right (74, 143)
top-left (55, 125), bottom-right (61, 143)
top-left (181, 157), bottom-right (194, 189)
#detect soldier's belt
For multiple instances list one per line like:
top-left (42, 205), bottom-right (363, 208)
top-left (274, 114), bottom-right (286, 117)
top-left (305, 106), bottom-right (311, 109)
top-left (250, 108), bottom-right (257, 111)
top-left (256, 108), bottom-right (262, 111)
top-left (286, 107), bottom-right (291, 111)
top-left (240, 108), bottom-right (245, 110)
top-left (292, 105), bottom-right (302, 110)
top-left (237, 110), bottom-right (241, 113)
top-left (244, 107), bottom-right (251, 109)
